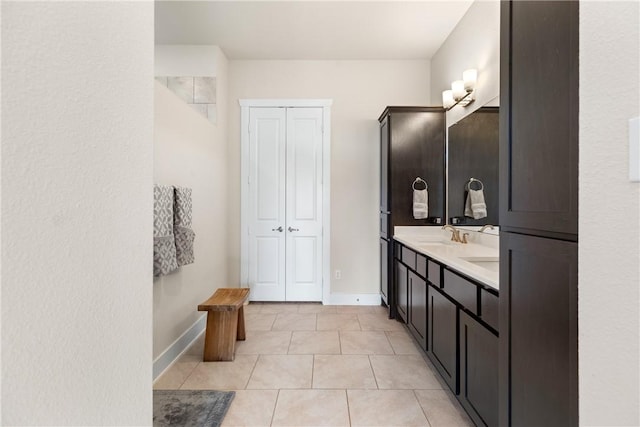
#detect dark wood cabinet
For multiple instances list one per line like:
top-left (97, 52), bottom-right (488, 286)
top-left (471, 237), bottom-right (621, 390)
top-left (460, 311), bottom-right (499, 427)
top-left (380, 238), bottom-right (389, 305)
top-left (395, 260), bottom-right (408, 322)
top-left (499, 232), bottom-right (577, 427)
top-left (408, 270), bottom-right (427, 350)
top-left (380, 107), bottom-right (445, 316)
top-left (499, 0), bottom-right (578, 238)
top-left (500, 2), bottom-right (579, 426)
top-left (428, 286), bottom-right (458, 393)
top-left (380, 107), bottom-right (446, 227)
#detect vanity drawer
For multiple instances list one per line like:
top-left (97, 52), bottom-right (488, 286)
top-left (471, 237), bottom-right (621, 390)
top-left (428, 260), bottom-right (442, 287)
top-left (394, 242), bottom-right (402, 260)
top-left (481, 290), bottom-right (499, 331)
top-left (443, 270), bottom-right (478, 314)
top-left (402, 246), bottom-right (416, 270)
top-left (416, 254), bottom-right (427, 278)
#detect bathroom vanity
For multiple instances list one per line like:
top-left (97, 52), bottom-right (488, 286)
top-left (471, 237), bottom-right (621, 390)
top-left (393, 226), bottom-right (499, 427)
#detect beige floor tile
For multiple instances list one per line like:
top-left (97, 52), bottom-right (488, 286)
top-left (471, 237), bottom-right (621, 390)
top-left (271, 313), bottom-right (317, 331)
top-left (316, 313), bottom-right (361, 331)
top-left (259, 303), bottom-right (300, 314)
top-left (298, 303), bottom-right (338, 314)
top-left (272, 389), bottom-right (350, 426)
top-left (234, 331), bottom-right (292, 355)
top-left (246, 355), bottom-right (313, 389)
top-left (221, 389), bottom-right (279, 427)
top-left (339, 331), bottom-right (394, 355)
top-left (347, 389), bottom-right (429, 426)
top-left (184, 333), bottom-right (205, 356)
top-left (415, 390), bottom-right (473, 427)
top-left (358, 313), bottom-right (405, 331)
top-left (386, 330), bottom-right (421, 355)
top-left (370, 355), bottom-right (442, 389)
top-left (313, 355), bottom-right (377, 389)
top-left (180, 355), bottom-right (258, 390)
top-left (336, 305), bottom-right (378, 314)
top-left (288, 331), bottom-right (341, 354)
top-left (244, 313), bottom-right (277, 331)
top-left (153, 354), bottom-right (201, 390)
top-left (243, 303), bottom-right (263, 314)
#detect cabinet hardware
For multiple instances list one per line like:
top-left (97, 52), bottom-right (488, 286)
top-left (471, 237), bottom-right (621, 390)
top-left (288, 227), bottom-right (299, 232)
top-left (272, 226), bottom-right (283, 232)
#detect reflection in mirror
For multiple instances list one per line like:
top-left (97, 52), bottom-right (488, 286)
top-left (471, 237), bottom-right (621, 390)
top-left (447, 106), bottom-right (499, 227)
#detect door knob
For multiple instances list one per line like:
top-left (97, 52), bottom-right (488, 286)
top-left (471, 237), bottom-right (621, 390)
top-left (288, 227), bottom-right (299, 232)
top-left (272, 226), bottom-right (283, 232)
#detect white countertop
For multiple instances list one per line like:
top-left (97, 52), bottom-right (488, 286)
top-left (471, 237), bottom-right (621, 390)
top-left (394, 226), bottom-right (499, 291)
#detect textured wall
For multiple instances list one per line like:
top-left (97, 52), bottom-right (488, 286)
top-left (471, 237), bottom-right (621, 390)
top-left (579, 2), bottom-right (640, 425)
top-left (429, 0), bottom-right (500, 126)
top-left (1, 2), bottom-right (153, 425)
top-left (227, 60), bottom-right (430, 296)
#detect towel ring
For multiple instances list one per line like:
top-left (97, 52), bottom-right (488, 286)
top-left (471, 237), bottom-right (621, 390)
top-left (412, 177), bottom-right (428, 191)
top-left (465, 178), bottom-right (484, 191)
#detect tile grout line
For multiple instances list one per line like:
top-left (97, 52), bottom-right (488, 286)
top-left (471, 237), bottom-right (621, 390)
top-left (413, 389), bottom-right (431, 427)
top-left (269, 389), bottom-right (280, 427)
top-left (243, 354), bottom-right (261, 390)
top-left (345, 389), bottom-right (352, 427)
top-left (368, 355), bottom-right (380, 390)
top-left (176, 360), bottom-right (201, 390)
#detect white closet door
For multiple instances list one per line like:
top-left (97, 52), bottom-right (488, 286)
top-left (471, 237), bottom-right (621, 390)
top-left (285, 108), bottom-right (324, 301)
top-left (248, 108), bottom-right (286, 301)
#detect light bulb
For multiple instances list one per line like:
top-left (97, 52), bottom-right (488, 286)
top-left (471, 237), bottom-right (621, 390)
top-left (463, 69), bottom-right (477, 92)
top-left (452, 80), bottom-right (466, 101)
top-left (442, 90), bottom-right (454, 109)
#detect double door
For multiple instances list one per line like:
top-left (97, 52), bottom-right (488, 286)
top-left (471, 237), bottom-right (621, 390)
top-left (247, 107), bottom-right (324, 302)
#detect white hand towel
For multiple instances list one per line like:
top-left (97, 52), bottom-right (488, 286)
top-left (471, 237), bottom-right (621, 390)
top-left (413, 188), bottom-right (429, 219)
top-left (464, 189), bottom-right (487, 220)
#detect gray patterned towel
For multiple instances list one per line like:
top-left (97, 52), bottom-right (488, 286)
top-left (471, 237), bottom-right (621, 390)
top-left (174, 187), bottom-right (195, 266)
top-left (154, 185), bottom-right (178, 276)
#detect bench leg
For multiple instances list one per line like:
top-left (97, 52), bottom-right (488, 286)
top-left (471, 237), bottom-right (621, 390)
top-left (237, 305), bottom-right (246, 341)
top-left (203, 310), bottom-right (238, 362)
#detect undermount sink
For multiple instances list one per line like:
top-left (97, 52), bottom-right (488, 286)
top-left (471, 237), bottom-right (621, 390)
top-left (460, 256), bottom-right (500, 272)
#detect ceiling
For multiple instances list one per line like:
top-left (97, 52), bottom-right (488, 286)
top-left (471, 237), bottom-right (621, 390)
top-left (155, 1), bottom-right (474, 60)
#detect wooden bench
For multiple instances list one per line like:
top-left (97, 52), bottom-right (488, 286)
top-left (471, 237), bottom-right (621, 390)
top-left (197, 288), bottom-right (250, 362)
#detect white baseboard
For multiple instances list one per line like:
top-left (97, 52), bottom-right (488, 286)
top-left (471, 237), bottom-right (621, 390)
top-left (153, 314), bottom-right (206, 381)
top-left (326, 293), bottom-right (381, 306)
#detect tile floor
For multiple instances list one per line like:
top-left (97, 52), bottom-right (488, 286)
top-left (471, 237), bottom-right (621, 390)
top-left (154, 303), bottom-right (473, 427)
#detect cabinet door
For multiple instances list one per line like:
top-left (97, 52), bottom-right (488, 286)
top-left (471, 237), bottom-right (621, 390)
top-left (499, 1), bottom-right (578, 237)
top-left (389, 110), bottom-right (445, 225)
top-left (408, 271), bottom-right (427, 350)
top-left (380, 238), bottom-right (389, 305)
top-left (460, 311), bottom-right (499, 427)
top-left (395, 261), bottom-right (408, 322)
top-left (380, 116), bottom-right (389, 213)
top-left (499, 232), bottom-right (578, 426)
top-left (428, 286), bottom-right (457, 393)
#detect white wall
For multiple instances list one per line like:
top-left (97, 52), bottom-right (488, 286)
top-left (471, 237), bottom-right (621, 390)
top-left (227, 60), bottom-right (431, 297)
top-left (153, 55), bottom-right (229, 360)
top-left (429, 0), bottom-right (500, 126)
top-left (1, 2), bottom-right (153, 425)
top-left (153, 46), bottom-right (228, 368)
top-left (155, 45), bottom-right (220, 76)
top-left (579, 1), bottom-right (640, 425)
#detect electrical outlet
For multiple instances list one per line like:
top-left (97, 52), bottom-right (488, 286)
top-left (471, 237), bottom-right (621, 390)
top-left (335, 270), bottom-right (341, 280)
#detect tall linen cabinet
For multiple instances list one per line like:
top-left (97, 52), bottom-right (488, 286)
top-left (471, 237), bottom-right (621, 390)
top-left (499, 2), bottom-right (579, 426)
top-left (378, 107), bottom-right (445, 317)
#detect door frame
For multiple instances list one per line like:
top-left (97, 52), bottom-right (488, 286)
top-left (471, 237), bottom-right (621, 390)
top-left (239, 99), bottom-right (332, 304)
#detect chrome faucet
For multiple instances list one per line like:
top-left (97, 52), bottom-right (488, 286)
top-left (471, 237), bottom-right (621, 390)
top-left (442, 225), bottom-right (465, 243)
top-left (479, 224), bottom-right (495, 233)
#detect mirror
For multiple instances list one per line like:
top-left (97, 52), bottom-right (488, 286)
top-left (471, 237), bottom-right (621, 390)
top-left (447, 105), bottom-right (499, 229)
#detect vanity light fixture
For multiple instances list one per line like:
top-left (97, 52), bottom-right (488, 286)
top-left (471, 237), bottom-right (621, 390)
top-left (442, 68), bottom-right (477, 111)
